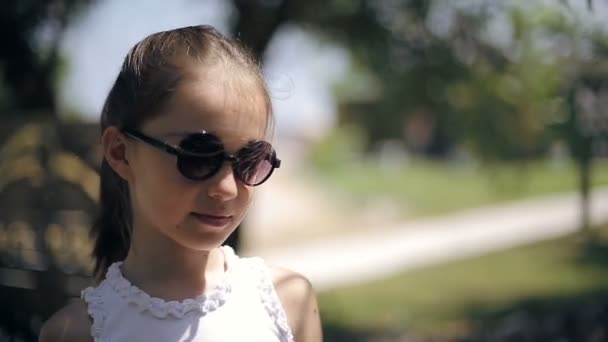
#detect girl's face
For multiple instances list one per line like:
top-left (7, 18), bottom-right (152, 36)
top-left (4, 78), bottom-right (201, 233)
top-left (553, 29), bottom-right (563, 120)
top-left (126, 65), bottom-right (269, 251)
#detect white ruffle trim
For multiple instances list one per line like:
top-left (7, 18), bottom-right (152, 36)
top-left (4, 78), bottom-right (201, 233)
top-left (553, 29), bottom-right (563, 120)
top-left (81, 286), bottom-right (107, 340)
top-left (251, 257), bottom-right (295, 342)
top-left (104, 260), bottom-right (232, 319)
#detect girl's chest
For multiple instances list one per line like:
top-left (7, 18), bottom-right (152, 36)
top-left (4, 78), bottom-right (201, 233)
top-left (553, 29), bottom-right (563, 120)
top-left (103, 289), bottom-right (281, 342)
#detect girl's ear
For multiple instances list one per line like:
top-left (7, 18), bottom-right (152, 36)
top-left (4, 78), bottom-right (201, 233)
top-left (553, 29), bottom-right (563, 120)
top-left (101, 126), bottom-right (134, 182)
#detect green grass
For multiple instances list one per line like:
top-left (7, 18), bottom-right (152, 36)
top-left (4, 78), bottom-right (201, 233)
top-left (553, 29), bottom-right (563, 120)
top-left (309, 159), bottom-right (608, 216)
top-left (318, 226), bottom-right (608, 335)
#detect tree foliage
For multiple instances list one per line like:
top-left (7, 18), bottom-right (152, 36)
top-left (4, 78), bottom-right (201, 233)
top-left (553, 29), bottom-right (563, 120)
top-left (0, 0), bottom-right (94, 115)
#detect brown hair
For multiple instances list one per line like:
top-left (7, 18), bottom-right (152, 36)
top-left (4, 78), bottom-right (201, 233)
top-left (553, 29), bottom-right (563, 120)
top-left (92, 25), bottom-right (272, 277)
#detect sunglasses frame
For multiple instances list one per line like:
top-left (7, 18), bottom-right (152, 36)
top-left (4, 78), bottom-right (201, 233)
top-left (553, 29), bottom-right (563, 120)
top-left (122, 128), bottom-right (281, 186)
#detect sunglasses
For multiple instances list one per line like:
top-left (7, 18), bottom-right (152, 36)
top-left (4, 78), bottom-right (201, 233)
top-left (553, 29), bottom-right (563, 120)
top-left (122, 128), bottom-right (280, 186)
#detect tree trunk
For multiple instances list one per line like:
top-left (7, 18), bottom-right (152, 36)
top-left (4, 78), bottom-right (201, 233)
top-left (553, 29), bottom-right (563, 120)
top-left (578, 154), bottom-right (593, 240)
top-left (231, 0), bottom-right (292, 60)
top-left (226, 0), bottom-right (292, 252)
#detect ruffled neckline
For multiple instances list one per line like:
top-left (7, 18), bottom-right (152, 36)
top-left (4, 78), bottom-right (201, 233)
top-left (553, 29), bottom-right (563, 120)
top-left (104, 246), bottom-right (234, 319)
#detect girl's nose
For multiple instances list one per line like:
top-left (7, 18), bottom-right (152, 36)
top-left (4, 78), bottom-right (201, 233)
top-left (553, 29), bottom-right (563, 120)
top-left (206, 163), bottom-right (238, 201)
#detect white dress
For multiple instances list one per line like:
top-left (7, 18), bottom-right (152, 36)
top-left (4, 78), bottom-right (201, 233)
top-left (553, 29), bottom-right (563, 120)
top-left (81, 246), bottom-right (294, 342)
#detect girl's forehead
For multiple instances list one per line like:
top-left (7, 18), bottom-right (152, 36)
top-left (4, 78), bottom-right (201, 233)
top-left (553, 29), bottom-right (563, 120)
top-left (161, 127), bottom-right (266, 146)
top-left (144, 68), bottom-right (269, 145)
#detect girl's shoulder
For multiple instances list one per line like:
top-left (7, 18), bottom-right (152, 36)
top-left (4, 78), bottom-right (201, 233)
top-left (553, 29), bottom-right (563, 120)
top-left (267, 265), bottom-right (322, 342)
top-left (268, 265), bottom-right (315, 311)
top-left (232, 246), bottom-right (321, 341)
top-left (39, 298), bottom-right (92, 342)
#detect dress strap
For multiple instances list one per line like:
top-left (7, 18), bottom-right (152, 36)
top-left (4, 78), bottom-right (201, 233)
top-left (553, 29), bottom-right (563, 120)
top-left (247, 257), bottom-right (295, 342)
top-left (81, 285), bottom-right (108, 341)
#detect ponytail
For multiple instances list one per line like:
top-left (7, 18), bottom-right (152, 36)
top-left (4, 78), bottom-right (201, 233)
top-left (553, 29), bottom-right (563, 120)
top-left (91, 159), bottom-right (132, 278)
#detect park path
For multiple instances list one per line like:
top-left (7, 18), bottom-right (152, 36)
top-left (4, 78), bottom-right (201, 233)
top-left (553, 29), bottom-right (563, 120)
top-left (250, 187), bottom-right (608, 291)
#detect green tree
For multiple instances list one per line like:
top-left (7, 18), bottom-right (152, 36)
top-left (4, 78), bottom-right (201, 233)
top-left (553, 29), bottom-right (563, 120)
top-left (0, 0), bottom-right (94, 115)
top-left (227, 0), bottom-right (608, 243)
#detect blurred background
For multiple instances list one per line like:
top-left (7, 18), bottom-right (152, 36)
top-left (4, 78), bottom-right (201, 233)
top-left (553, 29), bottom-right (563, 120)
top-left (1, 0), bottom-right (608, 341)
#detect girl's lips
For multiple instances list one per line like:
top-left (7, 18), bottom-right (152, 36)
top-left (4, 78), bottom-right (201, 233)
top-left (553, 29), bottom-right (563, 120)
top-left (191, 213), bottom-right (233, 228)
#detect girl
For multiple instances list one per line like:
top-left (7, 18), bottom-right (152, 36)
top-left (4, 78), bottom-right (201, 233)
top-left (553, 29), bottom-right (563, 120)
top-left (40, 25), bottom-right (322, 342)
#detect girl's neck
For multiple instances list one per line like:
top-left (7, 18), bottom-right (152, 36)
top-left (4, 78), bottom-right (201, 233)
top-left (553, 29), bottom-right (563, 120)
top-left (119, 225), bottom-right (226, 301)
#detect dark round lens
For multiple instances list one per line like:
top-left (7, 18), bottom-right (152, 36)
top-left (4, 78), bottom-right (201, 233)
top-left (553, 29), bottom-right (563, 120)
top-left (179, 132), bottom-right (223, 154)
top-left (178, 155), bottom-right (223, 180)
top-left (235, 141), bottom-right (276, 186)
top-left (177, 133), bottom-right (224, 180)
